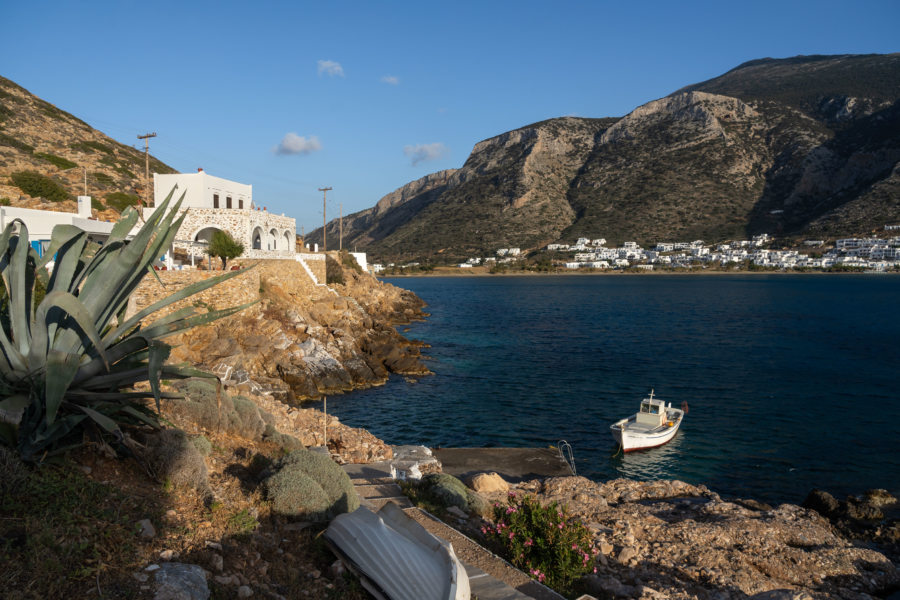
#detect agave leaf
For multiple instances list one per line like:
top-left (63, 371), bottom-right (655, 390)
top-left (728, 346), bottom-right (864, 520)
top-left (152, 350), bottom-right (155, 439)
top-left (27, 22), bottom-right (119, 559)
top-left (139, 301), bottom-right (258, 341)
top-left (44, 225), bottom-right (88, 293)
top-left (43, 349), bottom-right (82, 426)
top-left (104, 266), bottom-right (253, 345)
top-left (71, 337), bottom-right (147, 386)
top-left (77, 191), bottom-right (184, 328)
top-left (30, 290), bottom-right (110, 372)
top-left (118, 405), bottom-right (163, 428)
top-left (147, 341), bottom-right (170, 413)
top-left (3, 225), bottom-right (34, 356)
top-left (77, 404), bottom-right (121, 435)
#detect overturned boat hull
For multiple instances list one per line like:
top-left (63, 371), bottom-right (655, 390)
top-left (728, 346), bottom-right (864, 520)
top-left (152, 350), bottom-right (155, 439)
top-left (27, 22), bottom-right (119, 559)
top-left (324, 502), bottom-right (470, 600)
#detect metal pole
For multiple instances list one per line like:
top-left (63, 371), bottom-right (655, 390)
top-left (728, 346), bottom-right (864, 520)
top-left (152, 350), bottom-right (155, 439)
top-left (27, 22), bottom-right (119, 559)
top-left (137, 132), bottom-right (157, 208)
top-left (318, 187), bottom-right (332, 252)
top-left (339, 202), bottom-right (343, 251)
top-left (323, 396), bottom-right (327, 448)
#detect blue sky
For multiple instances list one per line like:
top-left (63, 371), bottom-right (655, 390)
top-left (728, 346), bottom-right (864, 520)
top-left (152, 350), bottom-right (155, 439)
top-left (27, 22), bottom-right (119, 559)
top-left (2, 0), bottom-right (898, 234)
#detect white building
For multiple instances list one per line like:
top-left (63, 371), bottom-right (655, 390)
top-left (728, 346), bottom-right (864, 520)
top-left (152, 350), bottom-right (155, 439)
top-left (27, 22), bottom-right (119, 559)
top-left (149, 170), bottom-right (296, 260)
top-left (0, 196), bottom-right (114, 257)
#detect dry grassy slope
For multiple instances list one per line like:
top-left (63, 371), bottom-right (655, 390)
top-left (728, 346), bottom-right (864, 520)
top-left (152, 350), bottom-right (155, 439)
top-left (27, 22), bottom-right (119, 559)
top-left (0, 75), bottom-right (176, 218)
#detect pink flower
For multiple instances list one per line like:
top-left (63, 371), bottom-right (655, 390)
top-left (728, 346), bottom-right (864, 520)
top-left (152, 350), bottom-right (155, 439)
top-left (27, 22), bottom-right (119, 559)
top-left (539, 573), bottom-right (546, 582)
top-left (558, 523), bottom-right (564, 529)
top-left (524, 538), bottom-right (533, 547)
top-left (593, 567), bottom-right (598, 573)
top-left (508, 531), bottom-right (515, 539)
top-left (571, 543), bottom-right (578, 550)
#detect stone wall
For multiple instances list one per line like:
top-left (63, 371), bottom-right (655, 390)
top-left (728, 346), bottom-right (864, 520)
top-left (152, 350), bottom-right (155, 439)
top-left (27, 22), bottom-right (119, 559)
top-left (296, 253), bottom-right (326, 283)
top-left (156, 206), bottom-right (296, 260)
top-left (127, 266), bottom-right (262, 322)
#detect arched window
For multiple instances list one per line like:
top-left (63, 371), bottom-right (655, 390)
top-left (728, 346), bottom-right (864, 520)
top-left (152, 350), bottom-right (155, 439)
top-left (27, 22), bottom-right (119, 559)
top-left (251, 226), bottom-right (264, 250)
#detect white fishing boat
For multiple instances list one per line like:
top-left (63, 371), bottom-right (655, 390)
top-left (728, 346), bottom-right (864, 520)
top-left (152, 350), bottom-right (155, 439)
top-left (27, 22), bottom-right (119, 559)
top-left (610, 390), bottom-right (686, 452)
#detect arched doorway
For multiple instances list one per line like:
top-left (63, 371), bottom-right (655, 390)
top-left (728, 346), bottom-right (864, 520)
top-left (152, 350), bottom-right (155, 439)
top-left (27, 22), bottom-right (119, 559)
top-left (251, 226), bottom-right (263, 250)
top-left (268, 228), bottom-right (278, 251)
top-left (283, 231), bottom-right (292, 251)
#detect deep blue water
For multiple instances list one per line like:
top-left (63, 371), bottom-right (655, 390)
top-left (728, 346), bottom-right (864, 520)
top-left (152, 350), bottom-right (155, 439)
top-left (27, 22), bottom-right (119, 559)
top-left (312, 274), bottom-right (900, 506)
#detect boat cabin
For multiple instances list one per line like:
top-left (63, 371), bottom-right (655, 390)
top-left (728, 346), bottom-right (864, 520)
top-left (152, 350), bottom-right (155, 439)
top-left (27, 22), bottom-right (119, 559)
top-left (635, 391), bottom-right (667, 427)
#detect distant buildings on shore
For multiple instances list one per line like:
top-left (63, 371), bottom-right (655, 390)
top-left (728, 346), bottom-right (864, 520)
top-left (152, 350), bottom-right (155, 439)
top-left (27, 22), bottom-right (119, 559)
top-left (428, 229), bottom-right (900, 273)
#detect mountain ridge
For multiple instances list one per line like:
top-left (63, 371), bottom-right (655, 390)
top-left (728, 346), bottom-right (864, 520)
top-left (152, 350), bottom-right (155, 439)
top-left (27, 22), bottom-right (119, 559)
top-left (308, 53), bottom-right (900, 263)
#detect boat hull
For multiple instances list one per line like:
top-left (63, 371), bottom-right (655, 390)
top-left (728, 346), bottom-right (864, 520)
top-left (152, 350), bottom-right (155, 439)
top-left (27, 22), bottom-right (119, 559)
top-left (610, 408), bottom-right (684, 452)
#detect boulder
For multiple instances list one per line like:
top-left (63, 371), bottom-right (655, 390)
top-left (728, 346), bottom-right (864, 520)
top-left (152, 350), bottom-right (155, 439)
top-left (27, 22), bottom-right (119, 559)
top-left (468, 472), bottom-right (509, 494)
top-left (153, 562), bottom-right (209, 600)
top-left (801, 489), bottom-right (840, 518)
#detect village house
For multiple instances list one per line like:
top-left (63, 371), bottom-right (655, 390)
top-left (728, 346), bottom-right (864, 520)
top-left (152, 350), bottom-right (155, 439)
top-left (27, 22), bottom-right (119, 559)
top-left (147, 170), bottom-right (296, 263)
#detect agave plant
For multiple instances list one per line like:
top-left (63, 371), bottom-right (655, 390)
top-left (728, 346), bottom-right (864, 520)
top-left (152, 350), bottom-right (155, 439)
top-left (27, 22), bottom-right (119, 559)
top-left (0, 188), bottom-right (253, 461)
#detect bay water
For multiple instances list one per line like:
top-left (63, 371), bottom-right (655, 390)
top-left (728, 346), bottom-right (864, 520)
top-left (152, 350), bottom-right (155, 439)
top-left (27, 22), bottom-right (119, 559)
top-left (313, 274), bottom-right (899, 505)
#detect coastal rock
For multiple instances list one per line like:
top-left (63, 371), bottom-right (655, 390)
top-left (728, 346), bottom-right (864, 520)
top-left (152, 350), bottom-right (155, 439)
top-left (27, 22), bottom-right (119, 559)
top-left (802, 488), bottom-right (840, 518)
top-left (468, 472), bottom-right (509, 494)
top-left (492, 477), bottom-right (899, 599)
top-left (165, 260), bottom-right (429, 403)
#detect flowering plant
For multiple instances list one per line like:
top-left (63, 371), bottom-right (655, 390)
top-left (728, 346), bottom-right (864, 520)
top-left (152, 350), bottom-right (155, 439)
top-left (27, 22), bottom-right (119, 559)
top-left (481, 492), bottom-right (597, 594)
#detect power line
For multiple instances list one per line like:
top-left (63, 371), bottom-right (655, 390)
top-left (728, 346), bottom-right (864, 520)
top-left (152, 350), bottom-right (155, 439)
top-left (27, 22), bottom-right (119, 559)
top-left (137, 132), bottom-right (157, 208)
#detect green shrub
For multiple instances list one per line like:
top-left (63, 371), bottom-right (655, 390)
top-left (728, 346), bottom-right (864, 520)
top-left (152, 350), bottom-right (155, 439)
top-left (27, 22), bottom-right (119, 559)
top-left (325, 254), bottom-right (344, 284)
top-left (0, 132), bottom-right (34, 154)
top-left (190, 434), bottom-right (212, 456)
top-left (91, 172), bottom-right (115, 185)
top-left (264, 448), bottom-right (358, 521)
top-left (142, 428), bottom-right (210, 497)
top-left (35, 152), bottom-right (77, 170)
top-left (208, 230), bottom-right (244, 270)
top-left (482, 492), bottom-right (597, 594)
top-left (265, 466), bottom-right (332, 519)
top-left (104, 191), bottom-right (140, 212)
top-left (10, 170), bottom-right (69, 202)
top-left (0, 197), bottom-right (10, 207)
top-left (91, 197), bottom-right (104, 211)
top-left (339, 249), bottom-right (362, 273)
top-left (168, 380), bottom-right (267, 441)
top-left (410, 473), bottom-right (489, 516)
top-left (70, 140), bottom-right (113, 155)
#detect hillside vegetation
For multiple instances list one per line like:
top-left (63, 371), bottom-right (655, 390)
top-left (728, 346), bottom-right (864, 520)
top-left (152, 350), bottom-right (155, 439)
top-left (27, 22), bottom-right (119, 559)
top-left (307, 54), bottom-right (900, 264)
top-left (0, 75), bottom-right (176, 218)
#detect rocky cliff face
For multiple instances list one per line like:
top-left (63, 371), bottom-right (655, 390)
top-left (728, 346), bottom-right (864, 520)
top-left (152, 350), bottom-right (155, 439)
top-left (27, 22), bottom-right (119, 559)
top-left (308, 54), bottom-right (900, 263)
top-left (164, 259), bottom-right (428, 404)
top-left (0, 75), bottom-right (175, 217)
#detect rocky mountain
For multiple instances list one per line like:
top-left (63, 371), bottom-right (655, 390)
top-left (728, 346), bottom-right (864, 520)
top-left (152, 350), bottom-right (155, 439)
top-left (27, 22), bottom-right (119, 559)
top-left (0, 75), bottom-right (176, 217)
top-left (308, 54), bottom-right (900, 263)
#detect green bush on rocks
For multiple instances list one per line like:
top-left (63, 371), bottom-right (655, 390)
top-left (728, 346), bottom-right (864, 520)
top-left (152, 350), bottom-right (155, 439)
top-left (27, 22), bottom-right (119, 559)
top-left (142, 428), bottom-right (210, 496)
top-left (415, 473), bottom-right (491, 517)
top-left (263, 448), bottom-right (358, 521)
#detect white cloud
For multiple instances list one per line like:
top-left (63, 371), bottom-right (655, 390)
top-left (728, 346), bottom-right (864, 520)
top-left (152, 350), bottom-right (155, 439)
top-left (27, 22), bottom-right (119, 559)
top-left (403, 142), bottom-right (447, 166)
top-left (317, 60), bottom-right (344, 77)
top-left (380, 75), bottom-right (399, 85)
top-left (274, 133), bottom-right (322, 156)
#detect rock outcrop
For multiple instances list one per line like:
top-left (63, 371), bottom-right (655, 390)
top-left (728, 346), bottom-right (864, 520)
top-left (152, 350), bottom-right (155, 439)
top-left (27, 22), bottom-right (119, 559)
top-left (162, 259), bottom-right (428, 404)
top-left (477, 476), bottom-right (900, 600)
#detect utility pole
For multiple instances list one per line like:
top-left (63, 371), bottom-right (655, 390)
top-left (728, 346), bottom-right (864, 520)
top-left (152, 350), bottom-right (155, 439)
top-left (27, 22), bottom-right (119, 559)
top-left (137, 132), bottom-right (157, 208)
top-left (318, 187), bottom-right (332, 252)
top-left (339, 202), bottom-right (343, 251)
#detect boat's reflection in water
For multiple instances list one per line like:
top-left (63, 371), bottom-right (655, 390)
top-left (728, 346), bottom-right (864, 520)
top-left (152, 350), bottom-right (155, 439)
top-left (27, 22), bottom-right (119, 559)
top-left (610, 434), bottom-right (686, 481)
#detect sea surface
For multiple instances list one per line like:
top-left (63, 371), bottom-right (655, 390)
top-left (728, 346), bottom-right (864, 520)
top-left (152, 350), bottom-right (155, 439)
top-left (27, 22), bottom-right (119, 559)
top-left (312, 274), bottom-right (900, 506)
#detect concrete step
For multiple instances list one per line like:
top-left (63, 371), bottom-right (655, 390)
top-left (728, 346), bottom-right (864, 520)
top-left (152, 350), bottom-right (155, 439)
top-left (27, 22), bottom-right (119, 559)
top-left (354, 483), bottom-right (405, 500)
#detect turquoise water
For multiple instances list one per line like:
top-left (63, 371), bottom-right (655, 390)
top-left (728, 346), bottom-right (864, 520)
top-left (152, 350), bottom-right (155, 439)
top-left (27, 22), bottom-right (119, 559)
top-left (313, 274), bottom-right (900, 505)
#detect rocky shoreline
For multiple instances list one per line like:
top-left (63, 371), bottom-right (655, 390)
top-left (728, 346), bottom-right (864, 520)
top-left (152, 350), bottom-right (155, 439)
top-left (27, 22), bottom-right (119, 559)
top-left (161, 260), bottom-right (899, 599)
